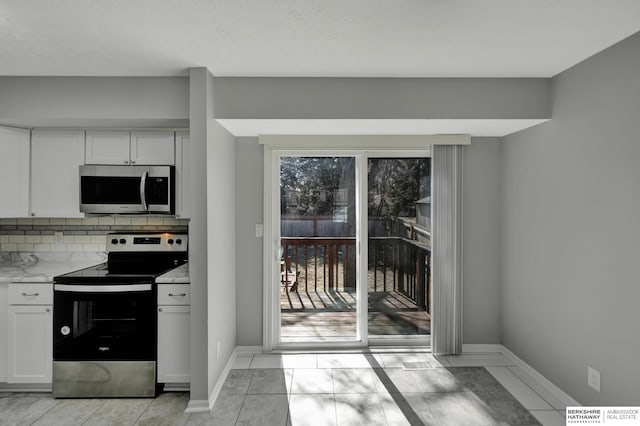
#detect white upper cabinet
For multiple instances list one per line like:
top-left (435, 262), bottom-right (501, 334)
top-left (175, 132), bottom-right (190, 218)
top-left (0, 126), bottom-right (30, 217)
top-left (85, 130), bottom-right (175, 165)
top-left (30, 130), bottom-right (85, 218)
top-left (85, 130), bottom-right (131, 165)
top-left (131, 131), bottom-right (175, 165)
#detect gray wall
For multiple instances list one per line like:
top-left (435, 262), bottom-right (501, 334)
top-left (0, 76), bottom-right (188, 128)
top-left (463, 138), bottom-right (501, 344)
top-left (501, 31), bottom-right (640, 405)
top-left (214, 77), bottom-right (550, 120)
top-left (234, 137), bottom-right (502, 346)
top-left (206, 119), bottom-right (237, 395)
top-left (235, 137), bottom-right (264, 346)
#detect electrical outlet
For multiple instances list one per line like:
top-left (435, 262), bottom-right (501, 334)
top-left (54, 231), bottom-right (64, 243)
top-left (588, 366), bottom-right (601, 392)
top-left (216, 340), bottom-right (221, 359)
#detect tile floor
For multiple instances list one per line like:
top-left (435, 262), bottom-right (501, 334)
top-left (0, 353), bottom-right (568, 426)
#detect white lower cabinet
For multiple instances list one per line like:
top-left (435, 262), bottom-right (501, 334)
top-left (7, 305), bottom-right (53, 384)
top-left (157, 284), bottom-right (190, 384)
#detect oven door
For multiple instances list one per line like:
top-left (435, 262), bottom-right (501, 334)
top-left (53, 283), bottom-right (156, 361)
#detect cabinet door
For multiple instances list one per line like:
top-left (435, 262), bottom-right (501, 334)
top-left (30, 130), bottom-right (85, 218)
top-left (175, 132), bottom-right (190, 218)
top-left (85, 130), bottom-right (131, 165)
top-left (7, 305), bottom-right (53, 383)
top-left (157, 305), bottom-right (190, 383)
top-left (0, 126), bottom-right (30, 217)
top-left (131, 131), bottom-right (175, 165)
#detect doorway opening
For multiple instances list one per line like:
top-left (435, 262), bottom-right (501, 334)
top-left (271, 151), bottom-right (431, 348)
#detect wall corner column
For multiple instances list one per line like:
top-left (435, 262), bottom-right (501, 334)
top-left (188, 67), bottom-right (211, 404)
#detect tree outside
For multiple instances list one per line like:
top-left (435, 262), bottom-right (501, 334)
top-left (367, 157), bottom-right (430, 221)
top-left (280, 156), bottom-right (430, 235)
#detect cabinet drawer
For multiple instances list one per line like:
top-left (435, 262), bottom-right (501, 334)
top-left (157, 284), bottom-right (190, 305)
top-left (8, 283), bottom-right (53, 305)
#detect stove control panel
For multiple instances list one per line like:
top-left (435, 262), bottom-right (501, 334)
top-left (107, 233), bottom-right (188, 252)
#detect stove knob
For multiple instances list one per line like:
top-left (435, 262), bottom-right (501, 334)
top-left (119, 238), bottom-right (126, 245)
top-left (168, 239), bottom-right (174, 245)
top-left (61, 326), bottom-right (71, 336)
top-left (176, 239), bottom-right (182, 245)
top-left (111, 238), bottom-right (118, 245)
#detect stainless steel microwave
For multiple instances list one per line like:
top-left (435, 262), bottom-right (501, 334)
top-left (79, 165), bottom-right (175, 214)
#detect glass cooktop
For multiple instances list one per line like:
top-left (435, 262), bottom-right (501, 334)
top-left (54, 261), bottom-right (182, 284)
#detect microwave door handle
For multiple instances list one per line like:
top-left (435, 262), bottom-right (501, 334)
top-left (140, 171), bottom-right (148, 211)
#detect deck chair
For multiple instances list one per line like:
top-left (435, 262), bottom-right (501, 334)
top-left (281, 256), bottom-right (300, 292)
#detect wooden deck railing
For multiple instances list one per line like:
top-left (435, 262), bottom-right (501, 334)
top-left (282, 237), bottom-right (356, 292)
top-left (281, 236), bottom-right (430, 312)
top-left (369, 237), bottom-right (431, 312)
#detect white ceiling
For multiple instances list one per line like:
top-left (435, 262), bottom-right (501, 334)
top-left (1, 0), bottom-right (640, 78)
top-left (2, 1), bottom-right (639, 136)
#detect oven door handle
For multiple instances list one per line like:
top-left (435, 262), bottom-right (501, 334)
top-left (54, 284), bottom-right (152, 292)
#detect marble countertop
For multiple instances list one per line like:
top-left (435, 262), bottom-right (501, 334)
top-left (0, 252), bottom-right (107, 283)
top-left (156, 263), bottom-right (189, 284)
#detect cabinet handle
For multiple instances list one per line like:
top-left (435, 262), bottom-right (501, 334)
top-left (168, 293), bottom-right (186, 297)
top-left (131, 160), bottom-right (136, 164)
top-left (30, 212), bottom-right (35, 217)
top-left (46, 308), bottom-right (51, 313)
top-left (21, 292), bottom-right (40, 297)
top-left (158, 307), bottom-right (163, 312)
top-left (124, 160), bottom-right (129, 164)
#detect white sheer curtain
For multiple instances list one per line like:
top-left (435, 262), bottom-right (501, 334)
top-left (431, 145), bottom-right (464, 355)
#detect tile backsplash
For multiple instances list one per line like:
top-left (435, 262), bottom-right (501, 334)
top-left (0, 217), bottom-right (189, 252)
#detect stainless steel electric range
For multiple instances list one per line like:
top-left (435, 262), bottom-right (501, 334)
top-left (52, 232), bottom-right (188, 398)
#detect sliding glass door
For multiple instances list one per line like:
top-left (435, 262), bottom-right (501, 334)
top-left (367, 158), bottom-right (431, 342)
top-left (269, 150), bottom-right (431, 348)
top-left (279, 156), bottom-right (359, 342)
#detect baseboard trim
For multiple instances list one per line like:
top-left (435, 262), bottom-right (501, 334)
top-left (499, 345), bottom-right (580, 407)
top-left (235, 346), bottom-right (263, 356)
top-left (0, 383), bottom-right (52, 392)
top-left (184, 399), bottom-right (209, 413)
top-left (462, 343), bottom-right (580, 407)
top-left (163, 383), bottom-right (190, 392)
top-left (206, 347), bottom-right (241, 411)
top-left (461, 344), bottom-right (504, 353)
